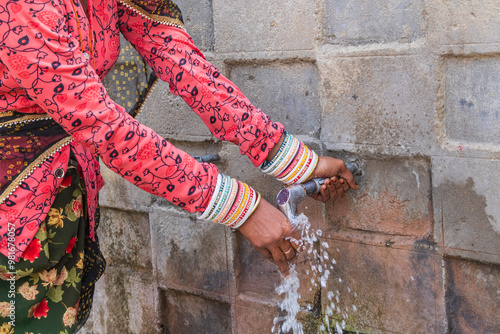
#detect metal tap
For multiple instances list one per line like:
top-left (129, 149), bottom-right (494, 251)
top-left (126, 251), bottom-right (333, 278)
top-left (276, 161), bottom-right (361, 222)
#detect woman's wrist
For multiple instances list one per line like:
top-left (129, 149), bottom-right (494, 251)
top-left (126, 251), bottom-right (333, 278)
top-left (265, 133), bottom-right (286, 162)
top-left (198, 173), bottom-right (261, 229)
top-left (260, 132), bottom-right (319, 185)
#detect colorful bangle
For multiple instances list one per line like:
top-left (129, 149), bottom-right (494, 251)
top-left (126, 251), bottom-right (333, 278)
top-left (198, 174), bottom-right (222, 220)
top-left (224, 182), bottom-right (251, 226)
top-left (287, 148), bottom-right (314, 185)
top-left (245, 191), bottom-right (261, 220)
top-left (221, 181), bottom-right (245, 224)
top-left (272, 137), bottom-right (300, 177)
top-left (207, 175), bottom-right (232, 221)
top-left (277, 141), bottom-right (304, 180)
top-left (263, 133), bottom-right (294, 175)
top-left (261, 132), bottom-right (292, 173)
top-left (204, 175), bottom-right (228, 220)
top-left (213, 178), bottom-right (238, 223)
top-left (296, 150), bottom-right (318, 184)
top-left (282, 145), bottom-right (311, 184)
top-left (229, 186), bottom-right (256, 228)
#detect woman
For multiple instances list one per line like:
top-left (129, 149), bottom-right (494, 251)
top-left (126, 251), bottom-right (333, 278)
top-left (0, 0), bottom-right (356, 332)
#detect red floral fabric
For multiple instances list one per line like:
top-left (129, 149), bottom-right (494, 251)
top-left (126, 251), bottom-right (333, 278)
top-left (0, 0), bottom-right (284, 261)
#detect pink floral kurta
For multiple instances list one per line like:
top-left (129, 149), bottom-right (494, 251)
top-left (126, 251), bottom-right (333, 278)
top-left (0, 0), bottom-right (284, 260)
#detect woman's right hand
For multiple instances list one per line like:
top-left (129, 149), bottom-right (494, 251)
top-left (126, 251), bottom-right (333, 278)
top-left (238, 198), bottom-right (300, 277)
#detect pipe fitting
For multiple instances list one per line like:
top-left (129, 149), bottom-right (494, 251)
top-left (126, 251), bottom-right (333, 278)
top-left (276, 161), bottom-right (361, 222)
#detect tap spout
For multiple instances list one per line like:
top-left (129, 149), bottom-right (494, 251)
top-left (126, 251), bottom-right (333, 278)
top-left (276, 161), bottom-right (361, 222)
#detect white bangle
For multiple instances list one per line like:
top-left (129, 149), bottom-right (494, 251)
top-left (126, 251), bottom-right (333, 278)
top-left (198, 174), bottom-right (222, 220)
top-left (206, 175), bottom-right (232, 221)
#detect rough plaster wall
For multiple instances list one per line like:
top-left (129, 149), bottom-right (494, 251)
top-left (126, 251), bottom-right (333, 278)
top-left (81, 0), bottom-right (500, 333)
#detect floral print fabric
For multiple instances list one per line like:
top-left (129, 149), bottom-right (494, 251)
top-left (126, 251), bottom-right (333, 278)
top-left (0, 161), bottom-right (89, 333)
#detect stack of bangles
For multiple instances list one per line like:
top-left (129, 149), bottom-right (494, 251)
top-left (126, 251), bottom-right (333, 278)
top-left (199, 132), bottom-right (317, 228)
top-left (260, 131), bottom-right (318, 185)
top-left (199, 174), bottom-right (261, 229)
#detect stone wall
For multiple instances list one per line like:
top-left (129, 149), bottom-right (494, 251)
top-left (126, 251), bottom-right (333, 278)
top-left (81, 0), bottom-right (500, 333)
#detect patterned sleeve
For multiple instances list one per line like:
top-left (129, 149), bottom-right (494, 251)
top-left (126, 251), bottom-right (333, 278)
top-left (117, 4), bottom-right (285, 167)
top-left (0, 0), bottom-right (218, 212)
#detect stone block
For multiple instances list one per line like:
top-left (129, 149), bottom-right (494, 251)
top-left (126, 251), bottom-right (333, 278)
top-left (325, 0), bottom-right (425, 44)
top-left (319, 55), bottom-right (438, 156)
top-left (175, 0), bottom-right (214, 52)
top-left (99, 208), bottom-right (152, 270)
top-left (233, 297), bottom-right (279, 334)
top-left (212, 0), bottom-right (316, 52)
top-left (159, 289), bottom-right (232, 334)
top-left (137, 80), bottom-right (214, 141)
top-left (443, 57), bottom-right (500, 147)
top-left (446, 257), bottom-right (500, 334)
top-left (432, 157), bottom-right (500, 262)
top-left (235, 232), bottom-right (282, 298)
top-left (90, 266), bottom-right (158, 334)
top-left (229, 62), bottom-right (322, 138)
top-left (324, 157), bottom-right (433, 239)
top-left (320, 239), bottom-right (445, 333)
top-left (235, 229), bottom-right (322, 311)
top-left (427, 0), bottom-right (500, 46)
top-left (150, 207), bottom-right (230, 294)
top-left (99, 162), bottom-right (153, 211)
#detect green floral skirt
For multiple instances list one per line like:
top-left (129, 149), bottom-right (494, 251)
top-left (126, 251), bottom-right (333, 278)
top-left (0, 156), bottom-right (105, 333)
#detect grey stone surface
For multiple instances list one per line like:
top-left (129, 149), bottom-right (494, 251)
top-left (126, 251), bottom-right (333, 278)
top-left (325, 0), bottom-right (425, 44)
top-left (229, 62), bottom-right (322, 138)
top-left (90, 267), bottom-right (158, 334)
top-left (433, 157), bottom-right (500, 262)
top-left (176, 0), bottom-right (214, 52)
top-left (319, 55), bottom-right (438, 155)
top-left (159, 289), bottom-right (232, 333)
top-left (443, 57), bottom-right (500, 147)
top-left (150, 207), bottom-right (230, 294)
top-left (324, 157), bottom-right (433, 239)
top-left (212, 0), bottom-right (317, 52)
top-left (99, 208), bottom-right (152, 269)
top-left (446, 257), bottom-right (500, 334)
top-left (427, 0), bottom-right (500, 46)
top-left (99, 162), bottom-right (153, 212)
top-left (320, 239), bottom-right (445, 333)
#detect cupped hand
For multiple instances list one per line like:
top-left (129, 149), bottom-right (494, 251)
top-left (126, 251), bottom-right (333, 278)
top-left (238, 198), bottom-right (300, 277)
top-left (306, 156), bottom-right (358, 202)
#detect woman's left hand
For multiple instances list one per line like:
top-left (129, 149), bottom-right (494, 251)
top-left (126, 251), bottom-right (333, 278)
top-left (306, 156), bottom-right (358, 202)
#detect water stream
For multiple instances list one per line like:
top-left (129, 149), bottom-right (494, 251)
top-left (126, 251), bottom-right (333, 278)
top-left (272, 213), bottom-right (358, 334)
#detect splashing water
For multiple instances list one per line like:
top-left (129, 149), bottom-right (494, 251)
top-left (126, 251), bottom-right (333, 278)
top-left (272, 213), bottom-right (358, 334)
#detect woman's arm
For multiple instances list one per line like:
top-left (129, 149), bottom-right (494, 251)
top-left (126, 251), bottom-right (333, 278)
top-left (0, 0), bottom-right (218, 212)
top-left (117, 6), bottom-right (285, 167)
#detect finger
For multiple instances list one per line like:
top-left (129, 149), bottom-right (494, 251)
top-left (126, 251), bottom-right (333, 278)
top-left (271, 247), bottom-right (290, 277)
top-left (258, 248), bottom-right (273, 260)
top-left (280, 244), bottom-right (296, 261)
top-left (340, 178), bottom-right (350, 192)
top-left (319, 183), bottom-right (332, 202)
top-left (332, 177), bottom-right (345, 199)
top-left (340, 166), bottom-right (357, 190)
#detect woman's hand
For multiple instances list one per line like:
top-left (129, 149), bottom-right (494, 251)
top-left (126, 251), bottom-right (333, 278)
top-left (238, 198), bottom-right (300, 277)
top-left (306, 156), bottom-right (358, 202)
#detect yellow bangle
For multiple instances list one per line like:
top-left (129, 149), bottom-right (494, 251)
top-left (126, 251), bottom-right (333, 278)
top-left (283, 146), bottom-right (311, 184)
top-left (223, 182), bottom-right (251, 226)
top-left (247, 192), bottom-right (261, 218)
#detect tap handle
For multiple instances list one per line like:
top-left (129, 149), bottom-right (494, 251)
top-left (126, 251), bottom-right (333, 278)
top-left (301, 160), bottom-right (361, 195)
